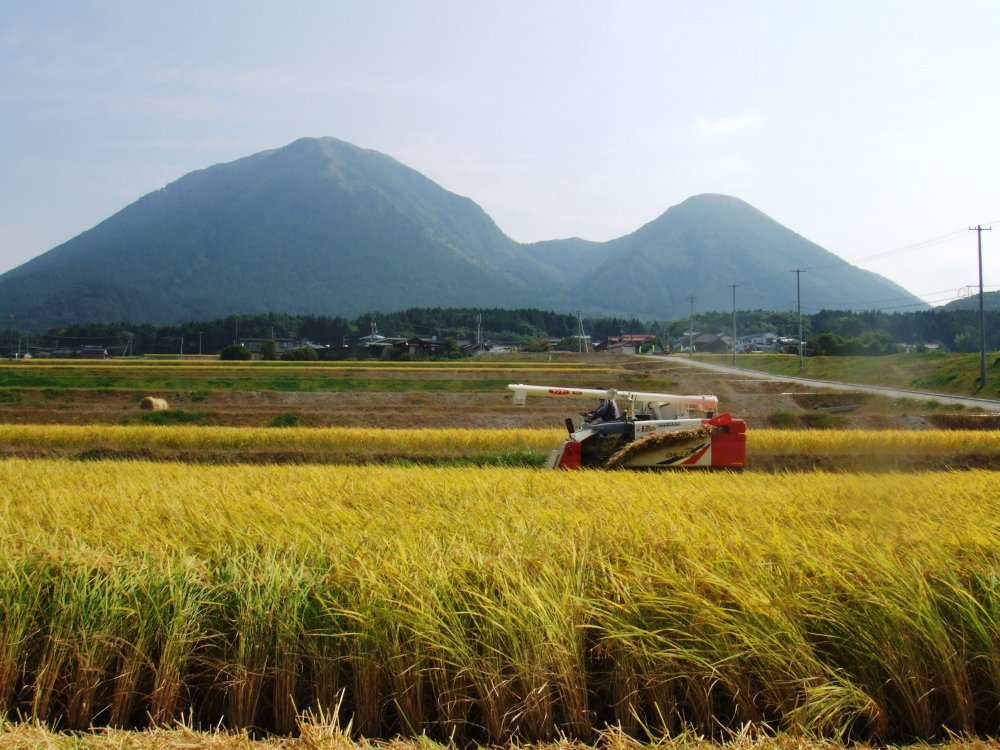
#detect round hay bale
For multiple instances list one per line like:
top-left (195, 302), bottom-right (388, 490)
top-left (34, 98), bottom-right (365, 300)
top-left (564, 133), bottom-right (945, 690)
top-left (139, 396), bottom-right (170, 412)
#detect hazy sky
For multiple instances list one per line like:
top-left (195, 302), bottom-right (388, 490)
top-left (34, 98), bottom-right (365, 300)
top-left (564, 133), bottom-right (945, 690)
top-left (2, 1), bottom-right (998, 310)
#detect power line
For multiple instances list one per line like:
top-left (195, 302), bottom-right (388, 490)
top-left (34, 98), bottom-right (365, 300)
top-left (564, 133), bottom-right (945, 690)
top-left (792, 221), bottom-right (999, 275)
top-left (842, 228), bottom-right (969, 264)
top-left (837, 220), bottom-right (998, 267)
top-left (798, 284), bottom-right (1000, 311)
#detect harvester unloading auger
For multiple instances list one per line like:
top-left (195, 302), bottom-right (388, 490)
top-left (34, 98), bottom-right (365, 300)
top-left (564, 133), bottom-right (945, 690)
top-left (508, 384), bottom-right (747, 469)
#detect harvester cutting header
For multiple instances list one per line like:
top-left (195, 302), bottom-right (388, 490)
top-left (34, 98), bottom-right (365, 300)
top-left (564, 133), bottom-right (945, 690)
top-left (508, 384), bottom-right (746, 469)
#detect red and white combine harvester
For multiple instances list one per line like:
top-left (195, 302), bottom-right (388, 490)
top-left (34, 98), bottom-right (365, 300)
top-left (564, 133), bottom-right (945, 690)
top-left (508, 384), bottom-right (747, 469)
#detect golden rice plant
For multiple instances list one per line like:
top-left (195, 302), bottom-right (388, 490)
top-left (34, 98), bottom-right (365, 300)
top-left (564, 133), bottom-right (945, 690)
top-left (14, 721), bottom-right (1000, 750)
top-left (0, 424), bottom-right (562, 459)
top-left (1, 460), bottom-right (999, 742)
top-left (752, 428), bottom-right (1000, 457)
top-left (0, 425), bottom-right (995, 467)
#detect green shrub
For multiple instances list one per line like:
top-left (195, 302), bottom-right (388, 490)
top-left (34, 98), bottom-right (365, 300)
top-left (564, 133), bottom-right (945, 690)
top-left (281, 347), bottom-right (319, 361)
top-left (768, 411), bottom-right (798, 428)
top-left (801, 411), bottom-right (839, 429)
top-left (219, 344), bottom-right (252, 361)
top-left (269, 412), bottom-right (300, 428)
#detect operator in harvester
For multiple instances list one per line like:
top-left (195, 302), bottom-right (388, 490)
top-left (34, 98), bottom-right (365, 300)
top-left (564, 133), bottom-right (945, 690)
top-left (581, 389), bottom-right (621, 424)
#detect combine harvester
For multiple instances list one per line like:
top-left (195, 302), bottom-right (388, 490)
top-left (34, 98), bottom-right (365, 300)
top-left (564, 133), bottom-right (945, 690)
top-left (508, 384), bottom-right (747, 469)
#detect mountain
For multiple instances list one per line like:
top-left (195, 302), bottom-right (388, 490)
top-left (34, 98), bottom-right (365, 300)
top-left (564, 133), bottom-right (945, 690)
top-left (567, 194), bottom-right (923, 318)
top-left (942, 290), bottom-right (1000, 312)
top-left (0, 137), bottom-right (927, 329)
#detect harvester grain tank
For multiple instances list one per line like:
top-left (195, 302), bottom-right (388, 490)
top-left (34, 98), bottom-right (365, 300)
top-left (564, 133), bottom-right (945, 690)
top-left (508, 384), bottom-right (746, 469)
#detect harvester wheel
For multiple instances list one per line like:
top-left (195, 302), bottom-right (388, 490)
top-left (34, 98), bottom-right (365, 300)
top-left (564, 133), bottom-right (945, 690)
top-left (603, 424), bottom-right (720, 469)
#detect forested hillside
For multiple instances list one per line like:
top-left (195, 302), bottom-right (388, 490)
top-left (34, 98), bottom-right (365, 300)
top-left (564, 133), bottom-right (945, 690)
top-left (0, 138), bottom-right (925, 329)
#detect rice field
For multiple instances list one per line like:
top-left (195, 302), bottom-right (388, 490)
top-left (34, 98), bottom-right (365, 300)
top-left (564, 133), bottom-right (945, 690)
top-left (0, 358), bottom-right (621, 393)
top-left (0, 423), bottom-right (560, 459)
top-left (0, 424), bottom-right (994, 470)
top-left (1, 460), bottom-right (999, 743)
top-left (0, 356), bottom-right (997, 748)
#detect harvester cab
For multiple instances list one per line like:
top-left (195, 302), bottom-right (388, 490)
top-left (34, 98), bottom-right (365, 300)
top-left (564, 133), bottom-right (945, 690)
top-left (508, 384), bottom-right (746, 469)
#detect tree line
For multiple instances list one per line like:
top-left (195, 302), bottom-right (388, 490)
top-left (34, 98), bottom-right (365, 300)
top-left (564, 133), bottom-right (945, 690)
top-left (9, 305), bottom-right (999, 357)
top-left (679, 307), bottom-right (999, 355)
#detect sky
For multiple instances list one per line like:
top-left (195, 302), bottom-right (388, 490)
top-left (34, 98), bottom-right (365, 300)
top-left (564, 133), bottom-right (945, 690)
top-left (1, 1), bottom-right (998, 311)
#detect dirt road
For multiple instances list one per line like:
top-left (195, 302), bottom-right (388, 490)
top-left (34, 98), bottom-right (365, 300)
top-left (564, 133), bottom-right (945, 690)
top-left (669, 356), bottom-right (1000, 411)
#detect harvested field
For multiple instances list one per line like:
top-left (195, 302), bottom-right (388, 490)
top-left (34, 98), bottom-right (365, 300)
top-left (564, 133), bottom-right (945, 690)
top-left (0, 353), bottom-right (983, 429)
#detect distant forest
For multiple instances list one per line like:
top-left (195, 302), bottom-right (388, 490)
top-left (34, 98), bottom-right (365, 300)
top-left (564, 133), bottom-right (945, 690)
top-left (8, 305), bottom-right (1000, 357)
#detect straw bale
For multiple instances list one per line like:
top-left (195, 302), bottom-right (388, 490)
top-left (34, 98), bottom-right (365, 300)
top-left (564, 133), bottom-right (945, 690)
top-left (139, 396), bottom-right (170, 411)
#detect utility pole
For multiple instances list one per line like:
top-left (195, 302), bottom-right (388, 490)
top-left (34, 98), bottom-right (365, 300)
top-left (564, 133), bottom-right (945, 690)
top-left (198, 331), bottom-right (203, 356)
top-left (729, 284), bottom-right (739, 366)
top-left (687, 296), bottom-right (696, 358)
top-left (794, 269), bottom-right (804, 372)
top-left (576, 311), bottom-right (586, 353)
top-left (969, 225), bottom-right (991, 389)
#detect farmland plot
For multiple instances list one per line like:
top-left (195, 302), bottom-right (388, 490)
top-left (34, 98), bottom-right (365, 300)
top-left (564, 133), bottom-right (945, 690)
top-left (0, 424), bottom-right (994, 470)
top-left (1, 461), bottom-right (999, 743)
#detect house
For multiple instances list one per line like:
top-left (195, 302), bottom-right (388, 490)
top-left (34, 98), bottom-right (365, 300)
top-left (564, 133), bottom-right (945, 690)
top-left (79, 345), bottom-right (109, 359)
top-left (366, 336), bottom-right (447, 358)
top-left (900, 342), bottom-right (943, 353)
top-left (463, 340), bottom-right (511, 355)
top-left (691, 332), bottom-right (729, 354)
top-left (737, 332), bottom-right (783, 353)
top-left (596, 333), bottom-right (657, 354)
top-left (46, 345), bottom-right (109, 358)
top-left (238, 337), bottom-right (326, 360)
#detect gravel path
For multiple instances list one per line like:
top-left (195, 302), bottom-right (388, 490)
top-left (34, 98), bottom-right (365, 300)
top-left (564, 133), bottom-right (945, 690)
top-left (668, 357), bottom-right (1000, 411)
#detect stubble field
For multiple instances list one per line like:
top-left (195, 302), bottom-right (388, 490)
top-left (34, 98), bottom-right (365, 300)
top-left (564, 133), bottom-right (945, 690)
top-left (0, 353), bottom-right (998, 750)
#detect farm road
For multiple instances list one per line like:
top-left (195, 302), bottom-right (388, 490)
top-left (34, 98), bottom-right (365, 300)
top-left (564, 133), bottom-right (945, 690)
top-left (667, 356), bottom-right (1000, 411)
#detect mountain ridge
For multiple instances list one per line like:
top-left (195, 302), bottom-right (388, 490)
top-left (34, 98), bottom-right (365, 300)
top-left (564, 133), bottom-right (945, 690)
top-left (0, 137), bottom-right (927, 329)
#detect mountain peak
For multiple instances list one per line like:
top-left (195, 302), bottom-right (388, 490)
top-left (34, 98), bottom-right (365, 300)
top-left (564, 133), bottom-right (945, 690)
top-left (0, 138), bottom-right (926, 328)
